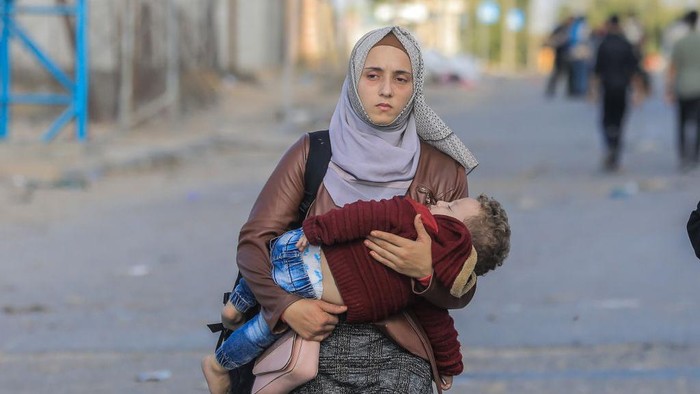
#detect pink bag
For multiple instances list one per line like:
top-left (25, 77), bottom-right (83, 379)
top-left (252, 330), bottom-right (320, 394)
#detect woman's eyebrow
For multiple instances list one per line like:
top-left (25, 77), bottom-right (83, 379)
top-left (363, 67), bottom-right (412, 78)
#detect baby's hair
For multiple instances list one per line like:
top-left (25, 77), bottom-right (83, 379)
top-left (464, 194), bottom-right (511, 276)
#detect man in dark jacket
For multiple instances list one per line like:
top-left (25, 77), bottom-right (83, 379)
top-left (593, 14), bottom-right (640, 171)
top-left (545, 16), bottom-right (574, 98)
top-left (689, 200), bottom-right (700, 259)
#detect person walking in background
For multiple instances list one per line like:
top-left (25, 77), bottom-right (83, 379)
top-left (622, 11), bottom-right (645, 59)
top-left (666, 10), bottom-right (700, 172)
top-left (689, 200), bottom-right (700, 259)
top-left (622, 11), bottom-right (650, 96)
top-left (568, 16), bottom-right (592, 97)
top-left (591, 14), bottom-right (640, 172)
top-left (545, 16), bottom-right (573, 98)
top-left (663, 10), bottom-right (695, 60)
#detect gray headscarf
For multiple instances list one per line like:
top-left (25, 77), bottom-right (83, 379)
top-left (324, 26), bottom-right (478, 207)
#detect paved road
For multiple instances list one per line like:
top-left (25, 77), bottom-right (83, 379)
top-left (440, 77), bottom-right (700, 393)
top-left (1, 76), bottom-right (699, 393)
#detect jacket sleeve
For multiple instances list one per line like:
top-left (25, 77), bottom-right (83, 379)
top-left (411, 299), bottom-right (463, 376)
top-left (302, 197), bottom-right (416, 246)
top-left (236, 134), bottom-right (309, 333)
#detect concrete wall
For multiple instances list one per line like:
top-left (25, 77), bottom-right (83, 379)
top-left (8, 0), bottom-right (284, 76)
top-left (230, 0), bottom-right (284, 74)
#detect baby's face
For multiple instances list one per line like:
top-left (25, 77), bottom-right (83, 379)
top-left (428, 198), bottom-right (481, 222)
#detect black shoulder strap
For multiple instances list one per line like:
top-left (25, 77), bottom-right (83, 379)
top-left (293, 129), bottom-right (331, 228)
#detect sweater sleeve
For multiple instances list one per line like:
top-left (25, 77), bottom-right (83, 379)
top-left (412, 299), bottom-right (463, 376)
top-left (302, 196), bottom-right (416, 246)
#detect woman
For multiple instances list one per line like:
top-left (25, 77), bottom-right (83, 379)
top-left (236, 26), bottom-right (478, 393)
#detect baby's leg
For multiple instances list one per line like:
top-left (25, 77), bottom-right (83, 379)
top-left (221, 277), bottom-right (257, 329)
top-left (201, 354), bottom-right (230, 394)
top-left (215, 313), bottom-right (280, 370)
top-left (220, 301), bottom-right (241, 331)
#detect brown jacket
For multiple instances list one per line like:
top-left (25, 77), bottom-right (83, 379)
top-left (236, 133), bottom-right (477, 368)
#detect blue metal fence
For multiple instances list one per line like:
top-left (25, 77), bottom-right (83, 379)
top-left (0, 0), bottom-right (88, 142)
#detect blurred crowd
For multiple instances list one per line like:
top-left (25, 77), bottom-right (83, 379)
top-left (543, 9), bottom-right (700, 173)
top-left (543, 9), bottom-right (698, 99)
top-left (544, 12), bottom-right (644, 98)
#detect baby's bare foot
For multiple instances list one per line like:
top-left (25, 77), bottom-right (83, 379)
top-left (201, 354), bottom-right (231, 394)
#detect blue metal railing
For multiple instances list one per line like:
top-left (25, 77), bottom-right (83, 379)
top-left (0, 0), bottom-right (88, 142)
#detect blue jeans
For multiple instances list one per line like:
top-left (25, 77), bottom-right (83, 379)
top-left (216, 228), bottom-right (321, 370)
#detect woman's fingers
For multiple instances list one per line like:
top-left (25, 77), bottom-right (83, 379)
top-left (365, 237), bottom-right (403, 265)
top-left (368, 249), bottom-right (397, 270)
top-left (369, 230), bottom-right (410, 248)
top-left (365, 218), bottom-right (433, 278)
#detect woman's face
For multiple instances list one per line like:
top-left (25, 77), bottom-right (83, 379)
top-left (357, 45), bottom-right (413, 125)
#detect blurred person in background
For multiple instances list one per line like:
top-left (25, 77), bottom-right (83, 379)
top-left (622, 11), bottom-right (650, 95)
top-left (666, 10), bottom-right (700, 172)
top-left (591, 14), bottom-right (641, 172)
top-left (228, 26), bottom-right (479, 394)
top-left (544, 16), bottom-right (574, 98)
top-left (568, 16), bottom-right (592, 97)
top-left (587, 26), bottom-right (607, 80)
top-left (622, 11), bottom-right (645, 58)
top-left (689, 200), bottom-right (700, 259)
top-left (663, 10), bottom-right (695, 60)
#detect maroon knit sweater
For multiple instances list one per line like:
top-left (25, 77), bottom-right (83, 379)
top-left (302, 196), bottom-right (473, 375)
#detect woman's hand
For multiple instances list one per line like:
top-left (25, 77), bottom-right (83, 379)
top-left (440, 375), bottom-right (453, 390)
top-left (281, 299), bottom-right (347, 342)
top-left (364, 214), bottom-right (433, 278)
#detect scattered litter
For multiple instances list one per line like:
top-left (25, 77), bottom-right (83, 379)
top-left (127, 265), bottom-right (150, 277)
top-left (186, 191), bottom-right (202, 202)
top-left (636, 139), bottom-right (659, 154)
top-left (52, 176), bottom-right (89, 190)
top-left (609, 181), bottom-right (639, 199)
top-left (3, 304), bottom-right (49, 315)
top-left (638, 177), bottom-right (668, 192)
top-left (12, 174), bottom-right (29, 188)
top-left (7, 173), bottom-right (89, 204)
top-left (9, 175), bottom-right (37, 203)
top-left (136, 369), bottom-right (172, 382)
